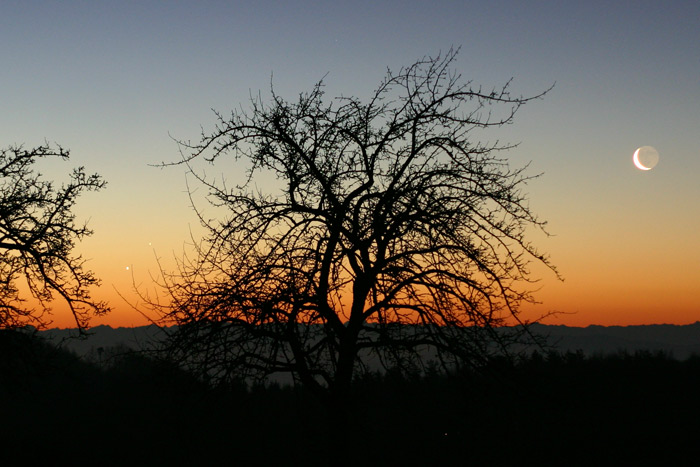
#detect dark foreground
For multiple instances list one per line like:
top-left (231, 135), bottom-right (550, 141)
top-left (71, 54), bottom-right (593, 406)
top-left (2, 329), bottom-right (699, 466)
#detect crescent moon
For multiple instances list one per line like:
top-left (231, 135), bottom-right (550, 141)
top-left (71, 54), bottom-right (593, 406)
top-left (633, 148), bottom-right (652, 171)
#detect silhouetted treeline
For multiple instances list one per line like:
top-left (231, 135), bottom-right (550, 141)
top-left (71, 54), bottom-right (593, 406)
top-left (2, 329), bottom-right (699, 465)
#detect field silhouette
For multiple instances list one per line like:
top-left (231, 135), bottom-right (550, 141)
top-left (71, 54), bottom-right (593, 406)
top-left (2, 327), bottom-right (699, 465)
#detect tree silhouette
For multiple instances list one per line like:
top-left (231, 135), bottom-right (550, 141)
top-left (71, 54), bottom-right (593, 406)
top-left (155, 49), bottom-right (555, 413)
top-left (0, 144), bottom-right (108, 330)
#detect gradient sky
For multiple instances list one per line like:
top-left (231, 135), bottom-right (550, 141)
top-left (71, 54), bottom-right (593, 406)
top-left (2, 1), bottom-right (699, 328)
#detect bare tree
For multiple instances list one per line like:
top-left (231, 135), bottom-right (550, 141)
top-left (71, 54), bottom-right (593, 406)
top-left (155, 49), bottom-right (555, 411)
top-left (0, 144), bottom-right (109, 330)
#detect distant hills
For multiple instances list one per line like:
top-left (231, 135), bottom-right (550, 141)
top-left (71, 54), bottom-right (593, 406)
top-left (41, 322), bottom-right (700, 360)
top-left (529, 322), bottom-right (700, 359)
top-left (42, 324), bottom-right (168, 358)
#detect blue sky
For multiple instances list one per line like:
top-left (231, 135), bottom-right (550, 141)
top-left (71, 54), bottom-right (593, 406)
top-left (2, 1), bottom-right (699, 326)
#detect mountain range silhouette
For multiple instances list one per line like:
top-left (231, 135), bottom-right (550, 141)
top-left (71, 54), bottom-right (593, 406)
top-left (42, 322), bottom-right (700, 361)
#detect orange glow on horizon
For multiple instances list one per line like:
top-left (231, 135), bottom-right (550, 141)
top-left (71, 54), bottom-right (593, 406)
top-left (40, 279), bottom-right (700, 330)
top-left (37, 225), bottom-right (700, 330)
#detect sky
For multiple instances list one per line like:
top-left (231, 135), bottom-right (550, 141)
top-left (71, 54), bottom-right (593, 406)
top-left (2, 0), bottom-right (699, 328)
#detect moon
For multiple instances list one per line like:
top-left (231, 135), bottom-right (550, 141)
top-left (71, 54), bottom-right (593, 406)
top-left (633, 146), bottom-right (659, 171)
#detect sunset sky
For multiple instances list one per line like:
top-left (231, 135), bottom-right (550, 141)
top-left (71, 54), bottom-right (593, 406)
top-left (2, 1), bottom-right (699, 328)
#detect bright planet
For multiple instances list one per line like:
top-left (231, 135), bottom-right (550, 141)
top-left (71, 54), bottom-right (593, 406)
top-left (633, 146), bottom-right (660, 171)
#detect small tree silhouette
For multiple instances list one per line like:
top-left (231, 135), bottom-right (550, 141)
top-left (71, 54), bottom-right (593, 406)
top-left (154, 49), bottom-right (555, 422)
top-left (0, 144), bottom-right (108, 330)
